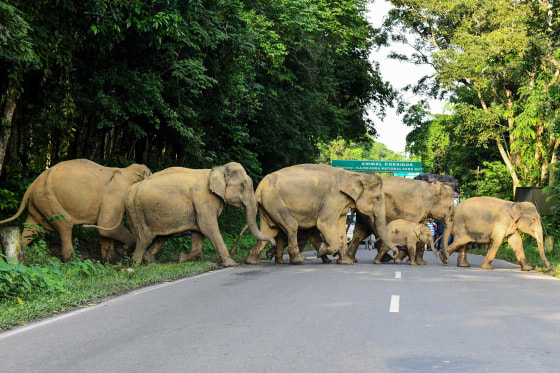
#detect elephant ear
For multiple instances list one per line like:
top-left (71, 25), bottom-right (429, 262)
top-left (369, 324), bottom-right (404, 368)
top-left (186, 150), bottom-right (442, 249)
top-left (412, 225), bottom-right (423, 237)
top-left (509, 203), bottom-right (523, 223)
top-left (340, 174), bottom-right (363, 202)
top-left (209, 165), bottom-right (227, 201)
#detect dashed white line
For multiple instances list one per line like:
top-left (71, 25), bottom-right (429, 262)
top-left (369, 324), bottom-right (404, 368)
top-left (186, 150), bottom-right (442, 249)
top-left (389, 295), bottom-right (400, 313)
top-left (395, 271), bottom-right (401, 279)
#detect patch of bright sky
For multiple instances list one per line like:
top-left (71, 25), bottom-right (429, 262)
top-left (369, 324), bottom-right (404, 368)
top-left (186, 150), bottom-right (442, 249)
top-left (366, 0), bottom-right (445, 154)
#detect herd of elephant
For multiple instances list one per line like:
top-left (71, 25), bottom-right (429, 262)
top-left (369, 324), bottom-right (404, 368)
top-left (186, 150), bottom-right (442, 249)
top-left (0, 159), bottom-right (552, 272)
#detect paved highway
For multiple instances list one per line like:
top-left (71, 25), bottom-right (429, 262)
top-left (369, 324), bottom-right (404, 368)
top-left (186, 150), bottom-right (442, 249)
top-left (1, 248), bottom-right (559, 372)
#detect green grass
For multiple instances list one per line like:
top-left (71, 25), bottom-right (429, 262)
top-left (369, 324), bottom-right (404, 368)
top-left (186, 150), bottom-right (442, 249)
top-left (469, 237), bottom-right (560, 276)
top-left (0, 231), bottom-right (257, 332)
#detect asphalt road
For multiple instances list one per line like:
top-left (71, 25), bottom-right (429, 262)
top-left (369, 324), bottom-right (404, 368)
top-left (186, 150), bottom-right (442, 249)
top-left (1, 248), bottom-right (559, 373)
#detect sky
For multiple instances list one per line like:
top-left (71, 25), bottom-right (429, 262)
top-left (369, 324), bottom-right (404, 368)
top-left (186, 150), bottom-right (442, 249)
top-left (365, 0), bottom-right (445, 154)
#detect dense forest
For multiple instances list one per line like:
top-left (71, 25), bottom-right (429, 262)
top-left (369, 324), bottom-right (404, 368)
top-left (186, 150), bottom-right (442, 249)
top-left (3, 0), bottom-right (560, 209)
top-left (0, 0), bottom-right (394, 192)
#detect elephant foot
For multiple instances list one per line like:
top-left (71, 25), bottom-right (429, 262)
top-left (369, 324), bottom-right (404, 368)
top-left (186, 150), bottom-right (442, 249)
top-left (336, 256), bottom-right (354, 265)
top-left (289, 252), bottom-right (306, 264)
top-left (245, 255), bottom-right (262, 265)
top-left (320, 255), bottom-right (332, 264)
top-left (143, 251), bottom-right (156, 263)
top-left (265, 247), bottom-right (276, 260)
top-left (179, 253), bottom-right (200, 263)
top-left (520, 262), bottom-right (533, 271)
top-left (219, 258), bottom-right (238, 267)
top-left (274, 257), bottom-right (286, 264)
top-left (457, 256), bottom-right (471, 267)
top-left (348, 256), bottom-right (358, 264)
top-left (380, 253), bottom-right (393, 263)
top-left (480, 262), bottom-right (493, 270)
top-left (409, 261), bottom-right (417, 266)
top-left (439, 251), bottom-right (450, 264)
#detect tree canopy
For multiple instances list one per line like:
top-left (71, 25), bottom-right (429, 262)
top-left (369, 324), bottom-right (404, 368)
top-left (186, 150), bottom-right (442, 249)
top-left (384, 0), bottom-right (560, 198)
top-left (0, 0), bottom-right (395, 194)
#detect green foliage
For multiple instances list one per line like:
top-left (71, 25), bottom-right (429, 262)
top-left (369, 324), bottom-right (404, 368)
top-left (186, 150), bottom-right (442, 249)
top-left (316, 137), bottom-right (413, 165)
top-left (386, 0), bottom-right (560, 194)
top-left (0, 255), bottom-right (68, 300)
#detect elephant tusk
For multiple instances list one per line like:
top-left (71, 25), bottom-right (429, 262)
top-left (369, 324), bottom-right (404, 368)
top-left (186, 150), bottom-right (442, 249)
top-left (534, 230), bottom-right (543, 245)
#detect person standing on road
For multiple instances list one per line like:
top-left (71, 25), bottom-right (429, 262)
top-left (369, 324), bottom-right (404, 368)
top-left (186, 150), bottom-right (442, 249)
top-left (427, 218), bottom-right (436, 251)
top-left (435, 219), bottom-right (445, 252)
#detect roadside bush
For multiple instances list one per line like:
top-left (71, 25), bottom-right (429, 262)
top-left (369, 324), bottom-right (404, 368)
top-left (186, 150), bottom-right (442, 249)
top-left (0, 255), bottom-right (68, 300)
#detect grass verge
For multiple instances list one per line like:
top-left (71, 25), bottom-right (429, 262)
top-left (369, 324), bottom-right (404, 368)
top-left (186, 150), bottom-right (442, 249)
top-left (469, 239), bottom-right (560, 277)
top-left (0, 261), bottom-right (219, 331)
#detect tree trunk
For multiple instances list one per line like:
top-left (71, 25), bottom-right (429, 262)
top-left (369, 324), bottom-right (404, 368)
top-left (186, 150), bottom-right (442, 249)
top-left (0, 79), bottom-right (18, 177)
top-left (0, 227), bottom-right (25, 264)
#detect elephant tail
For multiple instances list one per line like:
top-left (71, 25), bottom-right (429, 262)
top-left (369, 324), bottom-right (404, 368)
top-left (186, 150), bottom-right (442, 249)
top-left (83, 221), bottom-right (122, 231)
top-left (230, 225), bottom-right (249, 256)
top-left (0, 180), bottom-right (35, 225)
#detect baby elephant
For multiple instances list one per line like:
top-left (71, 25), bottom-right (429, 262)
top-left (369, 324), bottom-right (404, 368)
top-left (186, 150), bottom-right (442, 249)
top-left (387, 219), bottom-right (437, 265)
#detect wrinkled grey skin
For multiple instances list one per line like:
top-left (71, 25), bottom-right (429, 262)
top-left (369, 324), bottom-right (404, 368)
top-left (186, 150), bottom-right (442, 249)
top-left (131, 163), bottom-right (276, 267)
top-left (348, 177), bottom-right (455, 264)
top-left (387, 219), bottom-right (437, 265)
top-left (0, 159), bottom-right (151, 262)
top-left (440, 196), bottom-right (551, 271)
top-left (245, 164), bottom-right (397, 265)
top-left (89, 162), bottom-right (275, 267)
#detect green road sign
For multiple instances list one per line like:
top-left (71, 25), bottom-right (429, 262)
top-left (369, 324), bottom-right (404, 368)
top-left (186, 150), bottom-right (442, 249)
top-left (331, 160), bottom-right (423, 173)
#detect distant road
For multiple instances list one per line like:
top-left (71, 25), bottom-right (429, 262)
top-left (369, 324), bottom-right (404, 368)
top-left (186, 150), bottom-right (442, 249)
top-left (1, 248), bottom-right (559, 372)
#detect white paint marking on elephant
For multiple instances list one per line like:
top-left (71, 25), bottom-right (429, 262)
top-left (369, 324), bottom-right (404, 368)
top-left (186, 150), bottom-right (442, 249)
top-left (395, 271), bottom-right (401, 279)
top-left (389, 295), bottom-right (400, 313)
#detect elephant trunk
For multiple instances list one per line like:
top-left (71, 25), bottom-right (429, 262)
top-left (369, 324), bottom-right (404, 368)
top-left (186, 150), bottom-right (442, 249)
top-left (429, 234), bottom-right (438, 259)
top-left (245, 202), bottom-right (275, 246)
top-left (373, 203), bottom-right (398, 258)
top-left (439, 219), bottom-right (453, 264)
top-left (533, 228), bottom-right (551, 271)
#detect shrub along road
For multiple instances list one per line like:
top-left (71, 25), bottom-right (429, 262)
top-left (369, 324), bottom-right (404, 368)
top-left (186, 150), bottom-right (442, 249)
top-left (1, 249), bottom-right (559, 372)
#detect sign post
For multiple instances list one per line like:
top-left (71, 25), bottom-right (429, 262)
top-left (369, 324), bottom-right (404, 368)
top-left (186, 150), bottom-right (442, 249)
top-left (331, 160), bottom-right (422, 178)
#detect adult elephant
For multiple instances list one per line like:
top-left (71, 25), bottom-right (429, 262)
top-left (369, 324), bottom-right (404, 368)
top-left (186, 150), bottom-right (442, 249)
top-left (0, 159), bottom-right (152, 262)
top-left (348, 176), bottom-right (455, 264)
top-left (91, 162), bottom-right (275, 267)
top-left (440, 196), bottom-right (551, 271)
top-left (387, 219), bottom-right (437, 265)
top-left (244, 164), bottom-right (396, 265)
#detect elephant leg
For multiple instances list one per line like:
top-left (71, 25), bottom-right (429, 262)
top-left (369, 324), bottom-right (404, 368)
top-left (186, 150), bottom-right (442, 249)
top-left (507, 232), bottom-right (532, 271)
top-left (396, 248), bottom-right (407, 263)
top-left (457, 247), bottom-right (470, 267)
top-left (197, 215), bottom-right (237, 267)
top-left (374, 242), bottom-right (393, 264)
top-left (245, 220), bottom-right (279, 265)
top-left (318, 218), bottom-right (352, 265)
top-left (287, 232), bottom-right (306, 264)
top-left (99, 237), bottom-right (117, 263)
top-left (144, 237), bottom-right (167, 263)
top-left (97, 224), bottom-right (135, 252)
top-left (416, 242), bottom-right (427, 265)
top-left (131, 237), bottom-right (153, 267)
top-left (270, 234), bottom-right (288, 264)
top-left (51, 219), bottom-right (75, 262)
top-left (21, 215), bottom-right (47, 247)
top-left (309, 232), bottom-right (331, 263)
top-left (347, 226), bottom-right (370, 263)
top-left (179, 232), bottom-right (204, 263)
top-left (408, 243), bottom-right (417, 265)
top-left (481, 236), bottom-right (504, 270)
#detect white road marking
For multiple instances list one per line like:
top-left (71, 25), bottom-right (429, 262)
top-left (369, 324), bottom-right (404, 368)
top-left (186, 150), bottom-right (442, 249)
top-left (389, 295), bottom-right (400, 313)
top-left (395, 271), bottom-right (401, 279)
